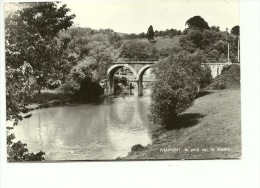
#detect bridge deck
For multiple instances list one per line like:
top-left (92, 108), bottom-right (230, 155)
top-left (112, 61), bottom-right (156, 64)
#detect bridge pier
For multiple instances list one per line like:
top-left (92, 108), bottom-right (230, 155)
top-left (138, 80), bottom-right (143, 96)
top-left (107, 76), bottom-right (114, 94)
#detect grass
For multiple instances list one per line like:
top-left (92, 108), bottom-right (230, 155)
top-left (122, 36), bottom-right (181, 50)
top-left (153, 36), bottom-right (181, 50)
top-left (123, 89), bottom-right (241, 160)
top-left (24, 90), bottom-right (66, 104)
top-left (23, 89), bottom-right (69, 110)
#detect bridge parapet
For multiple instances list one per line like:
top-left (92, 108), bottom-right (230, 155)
top-left (112, 58), bottom-right (158, 64)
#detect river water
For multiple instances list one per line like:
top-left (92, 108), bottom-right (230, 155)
top-left (12, 89), bottom-right (159, 160)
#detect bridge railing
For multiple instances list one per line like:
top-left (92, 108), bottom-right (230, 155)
top-left (120, 57), bottom-right (159, 62)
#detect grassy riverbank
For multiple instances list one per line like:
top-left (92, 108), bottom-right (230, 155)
top-left (123, 89), bottom-right (241, 160)
top-left (24, 91), bottom-right (67, 111)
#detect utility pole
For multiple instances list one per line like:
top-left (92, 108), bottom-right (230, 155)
top-left (238, 39), bottom-right (240, 63)
top-left (228, 43), bottom-right (230, 63)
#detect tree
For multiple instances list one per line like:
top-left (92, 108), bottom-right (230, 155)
top-left (5, 1), bottom-right (75, 161)
top-left (6, 61), bottom-right (45, 161)
top-left (179, 35), bottom-right (197, 53)
top-left (187, 29), bottom-right (204, 48)
top-left (58, 57), bottom-right (104, 101)
top-left (147, 25), bottom-right (155, 41)
top-left (57, 27), bottom-right (123, 100)
top-left (5, 2), bottom-right (75, 94)
top-left (185, 16), bottom-right (210, 31)
top-left (210, 25), bottom-right (220, 32)
top-left (120, 40), bottom-right (159, 60)
top-left (231, 25), bottom-right (240, 36)
top-left (149, 51), bottom-right (209, 128)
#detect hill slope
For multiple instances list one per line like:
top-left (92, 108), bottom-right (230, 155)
top-left (122, 89), bottom-right (241, 160)
top-left (122, 36), bottom-right (181, 50)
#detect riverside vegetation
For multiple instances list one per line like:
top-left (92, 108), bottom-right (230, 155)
top-left (6, 2), bottom-right (240, 161)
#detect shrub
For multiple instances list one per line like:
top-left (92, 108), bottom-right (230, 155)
top-left (208, 64), bottom-right (240, 89)
top-left (149, 51), bottom-right (209, 128)
top-left (131, 144), bottom-right (145, 152)
top-left (199, 65), bottom-right (213, 89)
top-left (58, 58), bottom-right (104, 101)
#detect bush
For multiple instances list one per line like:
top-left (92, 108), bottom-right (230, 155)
top-left (120, 40), bottom-right (159, 60)
top-left (74, 78), bottom-right (104, 102)
top-left (159, 46), bottom-right (181, 58)
top-left (199, 65), bottom-right (213, 89)
top-left (131, 144), bottom-right (145, 152)
top-left (58, 58), bottom-right (104, 102)
top-left (208, 64), bottom-right (240, 89)
top-left (149, 51), bottom-right (208, 128)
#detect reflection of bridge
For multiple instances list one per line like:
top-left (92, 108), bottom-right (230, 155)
top-left (107, 58), bottom-right (232, 96)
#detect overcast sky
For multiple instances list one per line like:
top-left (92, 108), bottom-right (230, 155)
top-left (64, 0), bottom-right (239, 34)
top-left (4, 0), bottom-right (239, 34)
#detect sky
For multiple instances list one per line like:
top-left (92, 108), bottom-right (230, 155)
top-left (63, 0), bottom-right (239, 34)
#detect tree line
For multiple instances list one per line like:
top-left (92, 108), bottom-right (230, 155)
top-left (149, 16), bottom-right (239, 129)
top-left (124, 26), bottom-right (182, 40)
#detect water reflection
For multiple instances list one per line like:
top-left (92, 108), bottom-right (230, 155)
top-left (12, 89), bottom-right (158, 160)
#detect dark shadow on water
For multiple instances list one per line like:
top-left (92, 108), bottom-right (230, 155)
top-left (166, 113), bottom-right (205, 130)
top-left (195, 90), bottom-right (213, 99)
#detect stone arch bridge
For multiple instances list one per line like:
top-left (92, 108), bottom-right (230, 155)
top-left (107, 59), bottom-right (232, 96)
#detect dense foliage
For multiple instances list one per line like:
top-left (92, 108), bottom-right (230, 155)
top-left (154, 29), bottom-right (182, 38)
top-left (57, 28), bottom-right (121, 99)
top-left (231, 25), bottom-right (240, 36)
top-left (124, 28), bottom-right (182, 39)
top-left (58, 57), bottom-right (104, 101)
top-left (5, 2), bottom-right (75, 161)
top-left (149, 51), bottom-right (212, 128)
top-left (6, 2), bottom-right (75, 94)
top-left (185, 16), bottom-right (210, 31)
top-left (6, 62), bottom-right (46, 161)
top-left (180, 16), bottom-right (239, 63)
top-left (120, 40), bottom-right (159, 60)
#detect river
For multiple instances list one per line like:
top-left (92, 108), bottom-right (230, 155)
top-left (11, 89), bottom-right (159, 161)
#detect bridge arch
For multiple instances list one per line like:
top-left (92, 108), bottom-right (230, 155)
top-left (137, 64), bottom-right (153, 80)
top-left (137, 64), bottom-right (153, 96)
top-left (107, 64), bottom-right (138, 78)
top-left (107, 64), bottom-right (138, 94)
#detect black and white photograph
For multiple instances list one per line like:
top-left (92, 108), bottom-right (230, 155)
top-left (3, 0), bottom-right (242, 162)
top-left (2, 0), bottom-right (260, 188)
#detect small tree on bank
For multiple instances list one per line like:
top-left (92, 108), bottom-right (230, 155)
top-left (149, 51), bottom-right (211, 128)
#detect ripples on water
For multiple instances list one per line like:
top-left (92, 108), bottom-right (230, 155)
top-left (12, 89), bottom-right (159, 160)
